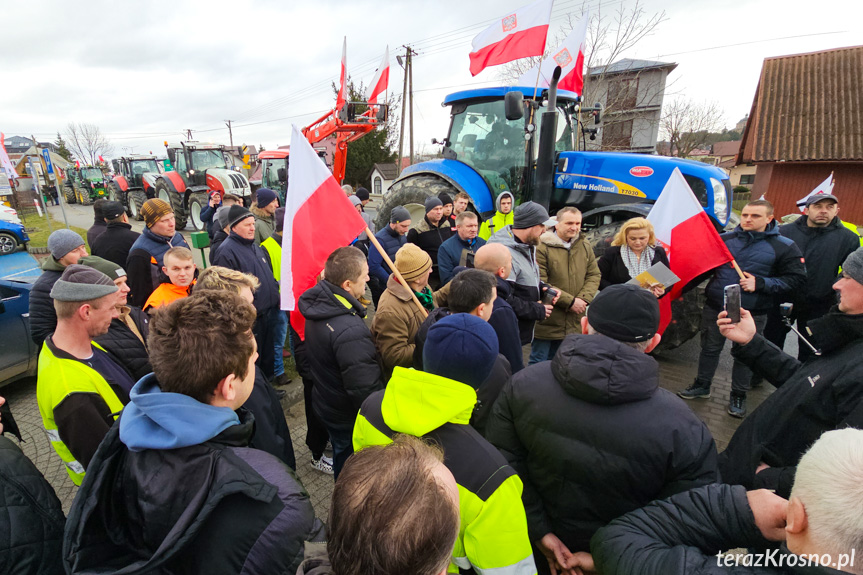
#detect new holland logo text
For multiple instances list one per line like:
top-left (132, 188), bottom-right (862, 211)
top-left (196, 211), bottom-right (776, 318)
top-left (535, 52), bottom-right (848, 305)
top-left (502, 14), bottom-right (517, 31)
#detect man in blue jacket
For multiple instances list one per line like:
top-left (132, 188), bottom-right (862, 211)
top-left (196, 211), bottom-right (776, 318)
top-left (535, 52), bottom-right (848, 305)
top-left (368, 206), bottom-right (411, 308)
top-left (679, 200), bottom-right (806, 418)
top-left (438, 211), bottom-right (486, 285)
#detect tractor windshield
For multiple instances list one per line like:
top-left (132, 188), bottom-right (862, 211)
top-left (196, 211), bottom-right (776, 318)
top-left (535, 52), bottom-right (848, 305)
top-left (81, 168), bottom-right (103, 181)
top-left (189, 149), bottom-right (227, 171)
top-left (130, 160), bottom-right (160, 175)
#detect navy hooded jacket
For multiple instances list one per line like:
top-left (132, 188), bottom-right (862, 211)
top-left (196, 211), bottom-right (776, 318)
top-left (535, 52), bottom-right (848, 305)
top-left (211, 232), bottom-right (280, 312)
top-left (368, 225), bottom-right (406, 285)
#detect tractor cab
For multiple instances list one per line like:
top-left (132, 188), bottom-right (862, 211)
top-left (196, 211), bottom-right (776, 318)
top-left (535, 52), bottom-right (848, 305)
top-left (166, 142), bottom-right (232, 189)
top-left (259, 148), bottom-right (330, 203)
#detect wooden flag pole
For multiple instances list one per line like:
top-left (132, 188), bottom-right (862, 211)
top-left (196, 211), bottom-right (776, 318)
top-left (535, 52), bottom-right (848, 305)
top-left (730, 259), bottom-right (746, 280)
top-left (365, 226), bottom-right (429, 318)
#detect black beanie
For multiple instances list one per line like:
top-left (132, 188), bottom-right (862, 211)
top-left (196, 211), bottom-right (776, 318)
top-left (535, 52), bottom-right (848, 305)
top-left (587, 284), bottom-right (659, 342)
top-left (227, 205), bottom-right (254, 229)
top-left (438, 192), bottom-right (453, 206)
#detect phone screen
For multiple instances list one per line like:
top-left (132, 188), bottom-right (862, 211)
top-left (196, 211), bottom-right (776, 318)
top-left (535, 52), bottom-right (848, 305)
top-left (724, 284), bottom-right (742, 323)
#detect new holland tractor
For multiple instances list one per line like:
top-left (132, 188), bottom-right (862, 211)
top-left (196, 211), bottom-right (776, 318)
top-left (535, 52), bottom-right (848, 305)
top-left (64, 166), bottom-right (108, 206)
top-left (154, 142), bottom-right (252, 231)
top-left (108, 155), bottom-right (162, 220)
top-left (374, 71), bottom-right (731, 349)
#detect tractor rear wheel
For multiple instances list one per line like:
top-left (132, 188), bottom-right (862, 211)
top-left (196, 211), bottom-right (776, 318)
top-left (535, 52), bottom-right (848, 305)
top-left (373, 174), bottom-right (458, 230)
top-left (79, 188), bottom-right (93, 206)
top-left (128, 190), bottom-right (147, 221)
top-left (188, 192), bottom-right (208, 232)
top-left (107, 181), bottom-right (124, 206)
top-left (64, 186), bottom-right (76, 205)
top-left (156, 180), bottom-right (187, 230)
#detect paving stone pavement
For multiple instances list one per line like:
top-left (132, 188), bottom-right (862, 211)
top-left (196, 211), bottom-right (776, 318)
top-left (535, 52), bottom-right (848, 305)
top-left (3, 338), bottom-right (776, 520)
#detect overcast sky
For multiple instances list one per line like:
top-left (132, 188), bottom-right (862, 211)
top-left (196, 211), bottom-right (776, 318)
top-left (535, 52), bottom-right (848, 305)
top-left (2, 0), bottom-right (860, 160)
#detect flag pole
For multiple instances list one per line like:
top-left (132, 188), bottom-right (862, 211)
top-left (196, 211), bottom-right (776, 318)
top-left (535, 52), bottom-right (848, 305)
top-left (730, 259), bottom-right (746, 280)
top-left (365, 226), bottom-right (429, 318)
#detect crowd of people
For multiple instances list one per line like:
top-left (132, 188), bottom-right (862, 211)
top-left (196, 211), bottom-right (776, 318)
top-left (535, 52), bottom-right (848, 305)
top-left (2, 187), bottom-right (863, 575)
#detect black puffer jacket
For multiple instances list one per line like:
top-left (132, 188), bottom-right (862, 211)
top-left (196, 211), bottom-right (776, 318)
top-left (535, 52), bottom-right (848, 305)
top-left (592, 484), bottom-right (792, 575)
top-left (245, 366), bottom-right (296, 469)
top-left (90, 222), bottom-right (141, 270)
top-left (0, 436), bottom-right (65, 575)
top-left (720, 310), bottom-right (863, 498)
top-left (486, 333), bottom-right (719, 551)
top-left (29, 256), bottom-right (66, 346)
top-left (211, 232), bottom-right (280, 312)
top-left (92, 306), bottom-right (152, 381)
top-left (209, 229), bottom-right (228, 263)
top-left (298, 280), bottom-right (384, 424)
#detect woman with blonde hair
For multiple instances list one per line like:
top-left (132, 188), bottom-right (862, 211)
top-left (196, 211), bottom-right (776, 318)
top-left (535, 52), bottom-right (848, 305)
top-left (597, 217), bottom-right (669, 297)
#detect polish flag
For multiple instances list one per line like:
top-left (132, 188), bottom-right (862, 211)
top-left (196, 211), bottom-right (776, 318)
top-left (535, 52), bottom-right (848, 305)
top-left (648, 168), bottom-right (733, 334)
top-left (796, 172), bottom-right (834, 211)
top-left (518, 11), bottom-right (589, 95)
top-left (281, 124), bottom-right (366, 339)
top-left (366, 46), bottom-right (390, 105)
top-left (0, 133), bottom-right (17, 180)
top-left (469, 0), bottom-right (553, 77)
top-left (336, 37), bottom-right (347, 111)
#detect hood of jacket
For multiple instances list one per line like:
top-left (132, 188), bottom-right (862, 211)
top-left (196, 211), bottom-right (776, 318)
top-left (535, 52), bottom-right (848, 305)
top-left (808, 309), bottom-right (863, 355)
top-left (298, 280), bottom-right (366, 321)
top-left (792, 213), bottom-right (847, 236)
top-left (495, 191), bottom-right (514, 214)
top-left (250, 205), bottom-right (274, 221)
top-left (540, 229), bottom-right (584, 249)
top-left (385, 274), bottom-right (416, 302)
top-left (41, 256), bottom-right (65, 272)
top-left (730, 219), bottom-right (780, 243)
top-left (550, 333), bottom-right (658, 405)
top-left (119, 374), bottom-right (241, 451)
top-left (381, 367), bottom-right (477, 436)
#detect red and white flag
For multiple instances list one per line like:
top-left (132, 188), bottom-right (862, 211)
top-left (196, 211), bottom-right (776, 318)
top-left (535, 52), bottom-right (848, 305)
top-left (0, 133), bottom-right (17, 180)
top-left (648, 168), bottom-right (733, 334)
top-left (469, 0), bottom-right (553, 77)
top-left (336, 37), bottom-right (347, 111)
top-left (281, 124), bottom-right (366, 338)
top-left (796, 173), bottom-right (835, 211)
top-left (366, 46), bottom-right (390, 105)
top-left (518, 11), bottom-right (589, 95)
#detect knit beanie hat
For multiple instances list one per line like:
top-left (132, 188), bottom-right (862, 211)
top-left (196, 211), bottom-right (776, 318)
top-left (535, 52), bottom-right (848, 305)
top-left (390, 206), bottom-right (411, 224)
top-left (227, 205), bottom-right (254, 229)
top-left (215, 205), bottom-right (231, 230)
top-left (438, 192), bottom-right (453, 206)
top-left (256, 188), bottom-right (278, 209)
top-left (141, 198), bottom-right (173, 228)
top-left (47, 229), bottom-right (86, 260)
top-left (423, 314), bottom-right (498, 389)
top-left (355, 187), bottom-right (370, 201)
top-left (587, 283), bottom-right (659, 342)
top-left (349, 195), bottom-right (363, 208)
top-left (513, 201), bottom-right (555, 229)
top-left (50, 264), bottom-right (118, 302)
top-left (424, 196), bottom-right (443, 213)
top-left (394, 244), bottom-right (432, 281)
top-left (842, 247), bottom-right (863, 285)
top-left (274, 207), bottom-right (286, 233)
top-left (79, 255), bottom-right (127, 281)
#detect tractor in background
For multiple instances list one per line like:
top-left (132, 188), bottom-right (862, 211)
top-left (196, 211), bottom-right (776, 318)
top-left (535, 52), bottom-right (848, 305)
top-left (155, 142), bottom-right (252, 231)
top-left (108, 155), bottom-right (162, 220)
top-left (64, 166), bottom-right (107, 206)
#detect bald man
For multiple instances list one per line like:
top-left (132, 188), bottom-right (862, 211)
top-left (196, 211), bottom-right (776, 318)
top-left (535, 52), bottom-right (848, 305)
top-left (475, 244), bottom-right (524, 372)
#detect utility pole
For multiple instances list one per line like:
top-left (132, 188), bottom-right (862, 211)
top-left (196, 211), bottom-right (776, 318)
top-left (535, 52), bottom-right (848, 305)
top-left (225, 120), bottom-right (234, 147)
top-left (408, 47), bottom-right (414, 166)
top-left (396, 45), bottom-right (417, 174)
top-left (184, 129), bottom-right (194, 140)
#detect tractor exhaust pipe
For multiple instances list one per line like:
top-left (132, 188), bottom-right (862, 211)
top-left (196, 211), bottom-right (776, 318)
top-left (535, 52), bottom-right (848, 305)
top-left (533, 66), bottom-right (562, 211)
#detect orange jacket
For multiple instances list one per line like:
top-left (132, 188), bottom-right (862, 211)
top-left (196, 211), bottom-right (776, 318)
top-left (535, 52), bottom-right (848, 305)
top-left (143, 281), bottom-right (193, 312)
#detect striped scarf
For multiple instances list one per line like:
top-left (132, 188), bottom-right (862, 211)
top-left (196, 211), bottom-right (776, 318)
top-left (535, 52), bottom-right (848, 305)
top-left (621, 245), bottom-right (655, 278)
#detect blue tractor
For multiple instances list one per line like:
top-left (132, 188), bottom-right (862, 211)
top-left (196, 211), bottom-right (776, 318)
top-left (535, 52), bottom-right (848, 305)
top-left (375, 71), bottom-right (731, 348)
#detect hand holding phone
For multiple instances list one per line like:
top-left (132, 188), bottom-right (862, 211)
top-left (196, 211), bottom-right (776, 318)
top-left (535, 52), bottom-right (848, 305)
top-left (724, 284), bottom-right (742, 324)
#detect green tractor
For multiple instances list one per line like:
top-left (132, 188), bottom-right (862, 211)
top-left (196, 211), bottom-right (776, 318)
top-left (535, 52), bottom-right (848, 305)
top-left (64, 167), bottom-right (108, 206)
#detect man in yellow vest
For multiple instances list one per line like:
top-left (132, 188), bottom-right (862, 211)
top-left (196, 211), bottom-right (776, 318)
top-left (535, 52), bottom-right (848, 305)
top-left (478, 191), bottom-right (515, 240)
top-left (261, 206), bottom-right (291, 387)
top-left (36, 265), bottom-right (136, 485)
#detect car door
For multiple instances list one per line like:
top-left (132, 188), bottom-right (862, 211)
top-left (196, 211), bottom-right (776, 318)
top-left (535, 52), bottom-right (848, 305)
top-left (0, 281), bottom-right (34, 384)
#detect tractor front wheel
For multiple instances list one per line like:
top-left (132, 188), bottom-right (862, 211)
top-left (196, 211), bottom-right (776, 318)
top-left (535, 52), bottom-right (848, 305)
top-left (156, 180), bottom-right (188, 230)
top-left (373, 175), bottom-right (459, 230)
top-left (188, 192), bottom-right (208, 232)
top-left (128, 190), bottom-right (147, 221)
top-left (64, 186), bottom-right (76, 205)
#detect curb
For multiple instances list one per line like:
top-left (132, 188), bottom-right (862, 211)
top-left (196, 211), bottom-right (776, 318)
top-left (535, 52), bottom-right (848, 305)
top-left (28, 246), bottom-right (50, 255)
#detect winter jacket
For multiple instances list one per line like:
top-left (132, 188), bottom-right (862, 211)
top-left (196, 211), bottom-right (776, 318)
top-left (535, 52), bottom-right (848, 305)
top-left (488, 225), bottom-right (546, 344)
top-left (371, 275), bottom-right (430, 379)
top-left (64, 374), bottom-right (323, 575)
top-left (298, 280), bottom-right (384, 425)
top-left (535, 230), bottom-right (601, 340)
top-left (0, 435), bottom-right (65, 575)
top-left (86, 220), bottom-right (106, 247)
top-left (358, 209), bottom-right (375, 241)
top-left (29, 256), bottom-right (65, 346)
top-left (842, 219), bottom-right (863, 245)
top-left (720, 309), bottom-right (863, 498)
top-left (252, 205), bottom-right (276, 245)
top-left (296, 543), bottom-right (335, 575)
top-left (354, 367), bottom-right (536, 575)
top-left (591, 484), bottom-right (801, 575)
top-left (478, 191), bottom-right (515, 240)
top-left (200, 198), bottom-right (221, 239)
top-left (486, 333), bottom-right (720, 551)
top-left (211, 232), bottom-right (280, 312)
top-left (37, 338), bottom-right (129, 485)
top-left (598, 244), bottom-right (670, 290)
top-left (411, 307), bottom-right (512, 437)
top-left (368, 225), bottom-right (407, 285)
top-left (91, 221), bottom-right (141, 270)
top-left (92, 306), bottom-right (152, 381)
top-left (704, 222), bottom-right (806, 314)
top-left (143, 281), bottom-right (192, 312)
top-left (244, 366), bottom-right (295, 469)
top-left (126, 228), bottom-right (189, 308)
top-left (406, 215), bottom-right (452, 287)
top-left (209, 229), bottom-right (228, 262)
top-left (260, 233), bottom-right (282, 282)
top-left (779, 215), bottom-right (859, 306)
top-left (438, 233), bottom-right (486, 285)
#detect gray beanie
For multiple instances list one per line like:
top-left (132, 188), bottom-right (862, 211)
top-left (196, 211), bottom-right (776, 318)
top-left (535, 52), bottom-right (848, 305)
top-left (513, 201), bottom-right (555, 230)
top-left (215, 205), bottom-right (231, 230)
top-left (842, 247), bottom-right (863, 285)
top-left (50, 264), bottom-right (118, 302)
top-left (424, 196), bottom-right (443, 213)
top-left (390, 206), bottom-right (411, 224)
top-left (79, 255), bottom-right (127, 281)
top-left (48, 229), bottom-right (85, 260)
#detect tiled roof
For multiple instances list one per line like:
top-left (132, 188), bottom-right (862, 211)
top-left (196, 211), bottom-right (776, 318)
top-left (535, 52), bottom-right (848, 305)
top-left (712, 140), bottom-right (741, 157)
top-left (739, 45), bottom-right (863, 163)
top-left (588, 58), bottom-right (677, 76)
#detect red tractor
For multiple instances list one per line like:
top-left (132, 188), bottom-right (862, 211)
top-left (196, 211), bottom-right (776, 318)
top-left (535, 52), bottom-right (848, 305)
top-left (155, 142), bottom-right (252, 231)
top-left (108, 155), bottom-right (162, 220)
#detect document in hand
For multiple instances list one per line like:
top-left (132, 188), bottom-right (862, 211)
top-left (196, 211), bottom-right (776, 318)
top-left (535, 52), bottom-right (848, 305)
top-left (626, 262), bottom-right (681, 291)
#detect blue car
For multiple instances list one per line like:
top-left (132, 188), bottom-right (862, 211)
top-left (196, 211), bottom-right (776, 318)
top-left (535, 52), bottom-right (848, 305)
top-left (0, 219), bottom-right (29, 255)
top-left (0, 252), bottom-right (42, 386)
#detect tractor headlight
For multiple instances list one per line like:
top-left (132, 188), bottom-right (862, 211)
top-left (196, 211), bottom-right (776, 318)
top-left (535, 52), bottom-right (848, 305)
top-left (711, 178), bottom-right (728, 223)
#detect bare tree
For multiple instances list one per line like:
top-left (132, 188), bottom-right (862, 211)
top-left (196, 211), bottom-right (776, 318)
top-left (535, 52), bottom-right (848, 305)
top-left (65, 123), bottom-right (115, 166)
top-left (659, 98), bottom-right (725, 158)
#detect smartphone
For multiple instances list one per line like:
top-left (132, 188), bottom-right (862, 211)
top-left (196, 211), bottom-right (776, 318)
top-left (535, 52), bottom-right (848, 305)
top-left (724, 284), bottom-right (742, 324)
top-left (543, 287), bottom-right (558, 305)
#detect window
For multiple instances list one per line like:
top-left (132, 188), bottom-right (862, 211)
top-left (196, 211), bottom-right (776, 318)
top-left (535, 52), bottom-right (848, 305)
top-left (602, 120), bottom-right (633, 150)
top-left (374, 176), bottom-right (382, 195)
top-left (608, 76), bottom-right (639, 110)
top-left (739, 174), bottom-right (755, 185)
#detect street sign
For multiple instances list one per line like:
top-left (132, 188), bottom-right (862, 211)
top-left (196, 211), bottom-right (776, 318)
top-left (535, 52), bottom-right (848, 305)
top-left (41, 149), bottom-right (54, 174)
top-left (0, 172), bottom-right (11, 197)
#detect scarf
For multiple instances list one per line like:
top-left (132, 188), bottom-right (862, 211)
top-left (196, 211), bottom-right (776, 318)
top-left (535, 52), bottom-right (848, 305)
top-left (621, 245), bottom-right (655, 278)
top-left (414, 286), bottom-right (435, 311)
